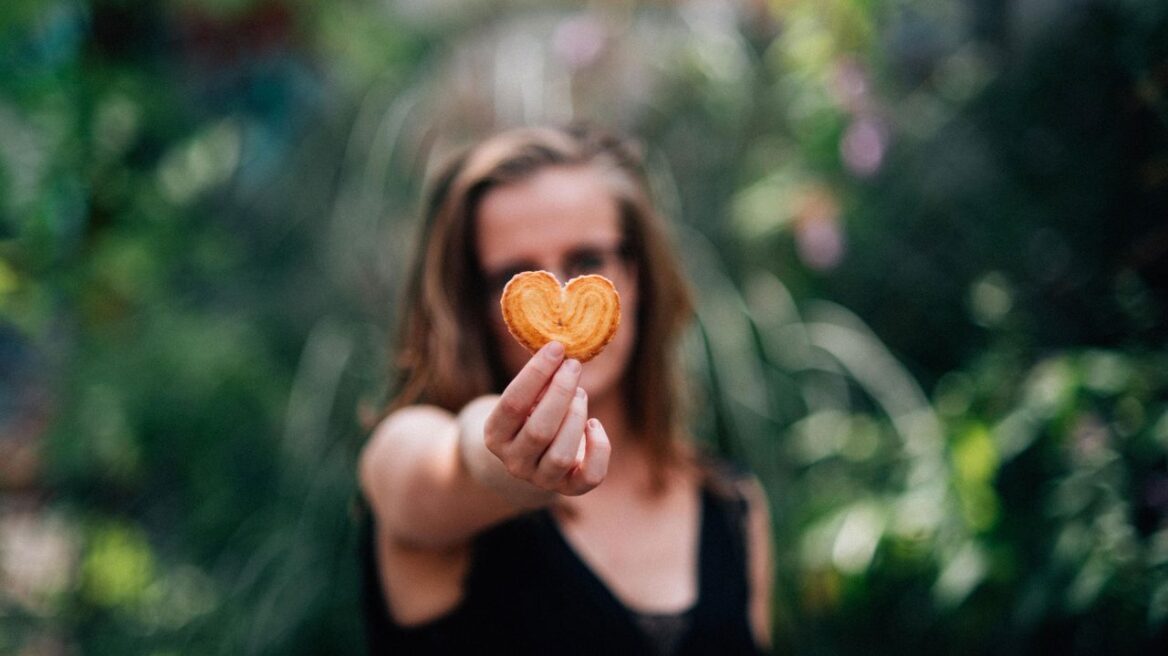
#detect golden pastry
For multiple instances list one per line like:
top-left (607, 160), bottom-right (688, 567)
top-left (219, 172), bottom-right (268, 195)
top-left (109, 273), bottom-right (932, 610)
top-left (500, 271), bottom-right (621, 362)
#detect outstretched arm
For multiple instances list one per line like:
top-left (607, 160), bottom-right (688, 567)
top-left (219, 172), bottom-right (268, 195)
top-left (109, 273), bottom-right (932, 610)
top-left (359, 341), bottom-right (610, 550)
top-left (359, 403), bottom-right (514, 550)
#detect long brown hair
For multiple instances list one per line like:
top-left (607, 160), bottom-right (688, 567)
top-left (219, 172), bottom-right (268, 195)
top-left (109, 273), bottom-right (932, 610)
top-left (389, 125), bottom-right (695, 476)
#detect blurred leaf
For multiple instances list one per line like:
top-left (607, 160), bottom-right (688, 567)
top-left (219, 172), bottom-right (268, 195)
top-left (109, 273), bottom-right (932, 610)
top-left (80, 522), bottom-right (155, 609)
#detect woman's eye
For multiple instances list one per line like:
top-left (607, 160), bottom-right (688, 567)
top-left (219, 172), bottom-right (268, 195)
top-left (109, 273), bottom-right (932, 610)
top-left (565, 252), bottom-right (606, 277)
top-left (488, 268), bottom-right (525, 295)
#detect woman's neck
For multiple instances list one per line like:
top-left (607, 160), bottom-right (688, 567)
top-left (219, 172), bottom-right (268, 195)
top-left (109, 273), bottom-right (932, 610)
top-left (581, 387), bottom-right (683, 498)
top-left (588, 386), bottom-right (630, 446)
top-left (588, 385), bottom-right (649, 470)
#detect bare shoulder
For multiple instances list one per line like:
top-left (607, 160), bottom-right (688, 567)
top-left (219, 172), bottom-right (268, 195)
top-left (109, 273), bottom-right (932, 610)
top-left (357, 405), bottom-right (462, 544)
top-left (361, 405), bottom-right (474, 625)
top-left (364, 404), bottom-right (458, 451)
top-left (359, 405), bottom-right (457, 487)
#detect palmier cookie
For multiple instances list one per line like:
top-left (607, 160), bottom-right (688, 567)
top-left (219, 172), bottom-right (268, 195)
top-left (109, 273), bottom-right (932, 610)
top-left (500, 271), bottom-right (621, 363)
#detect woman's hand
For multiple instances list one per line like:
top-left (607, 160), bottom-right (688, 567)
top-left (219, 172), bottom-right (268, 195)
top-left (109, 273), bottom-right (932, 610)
top-left (365, 342), bottom-right (609, 546)
top-left (482, 341), bottom-right (611, 496)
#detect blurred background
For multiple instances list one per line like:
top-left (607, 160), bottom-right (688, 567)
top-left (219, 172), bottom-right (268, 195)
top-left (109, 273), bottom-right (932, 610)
top-left (1, 0), bottom-right (1166, 654)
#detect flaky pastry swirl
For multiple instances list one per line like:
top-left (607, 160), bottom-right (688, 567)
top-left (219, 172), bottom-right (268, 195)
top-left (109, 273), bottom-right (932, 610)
top-left (500, 271), bottom-right (621, 362)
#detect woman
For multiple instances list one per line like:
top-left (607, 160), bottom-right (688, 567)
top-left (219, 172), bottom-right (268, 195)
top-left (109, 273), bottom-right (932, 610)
top-left (358, 125), bottom-right (773, 655)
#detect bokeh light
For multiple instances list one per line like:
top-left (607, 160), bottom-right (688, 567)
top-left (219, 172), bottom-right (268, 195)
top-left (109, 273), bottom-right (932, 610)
top-left (1, 0), bottom-right (1166, 654)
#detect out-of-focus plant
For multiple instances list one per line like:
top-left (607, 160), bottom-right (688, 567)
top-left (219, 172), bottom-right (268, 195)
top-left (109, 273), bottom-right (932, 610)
top-left (3, 0), bottom-right (1165, 654)
top-left (0, 0), bottom-right (390, 652)
top-left (693, 266), bottom-right (1168, 653)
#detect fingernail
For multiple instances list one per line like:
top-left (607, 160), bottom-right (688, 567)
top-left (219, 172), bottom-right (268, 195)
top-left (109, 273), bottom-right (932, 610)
top-left (565, 359), bottom-right (581, 373)
top-left (587, 418), bottom-right (599, 430)
top-left (576, 387), bottom-right (586, 399)
top-left (544, 341), bottom-right (564, 358)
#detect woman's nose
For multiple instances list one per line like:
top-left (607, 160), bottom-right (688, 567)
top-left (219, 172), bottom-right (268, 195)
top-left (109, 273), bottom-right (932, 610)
top-left (537, 262), bottom-right (570, 283)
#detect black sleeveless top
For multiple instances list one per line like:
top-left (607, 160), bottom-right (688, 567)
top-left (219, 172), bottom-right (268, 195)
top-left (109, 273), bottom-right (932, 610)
top-left (360, 484), bottom-right (766, 655)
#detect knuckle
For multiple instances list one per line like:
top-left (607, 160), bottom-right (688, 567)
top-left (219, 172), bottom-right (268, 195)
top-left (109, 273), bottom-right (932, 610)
top-left (483, 437), bottom-right (502, 455)
top-left (563, 480), bottom-right (592, 497)
top-left (524, 425), bottom-right (554, 446)
top-left (579, 469), bottom-right (605, 489)
top-left (530, 358), bottom-right (558, 379)
top-left (502, 457), bottom-right (526, 478)
top-left (543, 452), bottom-right (575, 472)
top-left (482, 420), bottom-right (499, 443)
top-left (529, 473), bottom-right (554, 490)
top-left (482, 426), bottom-right (503, 447)
top-left (550, 373), bottom-right (578, 397)
top-left (567, 402), bottom-right (586, 422)
top-left (497, 395), bottom-right (528, 418)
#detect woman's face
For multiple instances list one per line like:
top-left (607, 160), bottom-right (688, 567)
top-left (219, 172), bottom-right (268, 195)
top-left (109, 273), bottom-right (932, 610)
top-left (476, 164), bottom-right (638, 402)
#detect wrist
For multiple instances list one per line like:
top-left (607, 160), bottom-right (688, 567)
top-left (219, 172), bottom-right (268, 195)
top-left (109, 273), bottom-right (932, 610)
top-left (457, 396), bottom-right (556, 510)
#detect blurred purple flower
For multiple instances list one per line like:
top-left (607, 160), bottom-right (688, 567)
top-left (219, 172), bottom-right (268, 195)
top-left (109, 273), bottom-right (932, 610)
top-left (794, 187), bottom-right (846, 271)
top-left (841, 116), bottom-right (887, 178)
top-left (1071, 412), bottom-right (1110, 462)
top-left (830, 56), bottom-right (872, 115)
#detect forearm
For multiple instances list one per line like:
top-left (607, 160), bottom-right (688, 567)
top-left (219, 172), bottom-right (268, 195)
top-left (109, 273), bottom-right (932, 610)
top-left (359, 401), bottom-right (553, 550)
top-left (457, 395), bottom-right (558, 510)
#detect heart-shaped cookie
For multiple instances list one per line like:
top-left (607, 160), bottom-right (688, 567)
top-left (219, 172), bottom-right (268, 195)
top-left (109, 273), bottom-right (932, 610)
top-left (500, 271), bottom-right (621, 362)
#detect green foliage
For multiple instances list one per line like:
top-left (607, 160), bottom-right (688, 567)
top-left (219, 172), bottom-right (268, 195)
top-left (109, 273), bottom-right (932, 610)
top-left (1, 0), bottom-right (1165, 654)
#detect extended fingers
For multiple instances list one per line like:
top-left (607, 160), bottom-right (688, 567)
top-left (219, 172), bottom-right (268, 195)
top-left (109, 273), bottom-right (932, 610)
top-left (504, 358), bottom-right (582, 477)
top-left (531, 387), bottom-right (588, 488)
top-left (563, 418), bottom-right (611, 495)
top-left (484, 342), bottom-right (564, 450)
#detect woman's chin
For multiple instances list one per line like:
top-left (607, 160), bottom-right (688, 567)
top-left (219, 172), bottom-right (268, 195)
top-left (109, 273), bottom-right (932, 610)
top-left (579, 357), bottom-right (624, 403)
